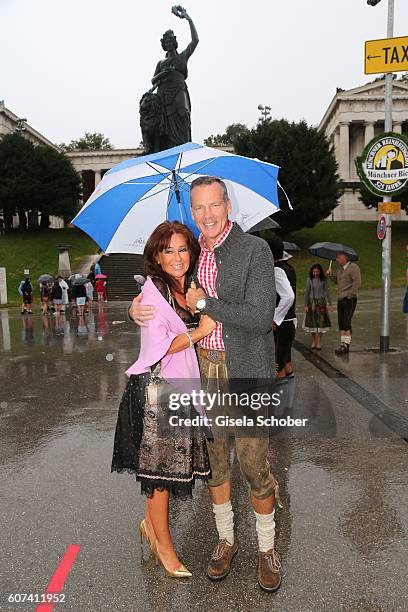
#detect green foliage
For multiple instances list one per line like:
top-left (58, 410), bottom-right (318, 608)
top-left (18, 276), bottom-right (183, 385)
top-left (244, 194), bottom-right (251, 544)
top-left (204, 123), bottom-right (249, 147)
top-left (0, 133), bottom-right (81, 230)
top-left (60, 132), bottom-right (113, 151)
top-left (233, 119), bottom-right (342, 232)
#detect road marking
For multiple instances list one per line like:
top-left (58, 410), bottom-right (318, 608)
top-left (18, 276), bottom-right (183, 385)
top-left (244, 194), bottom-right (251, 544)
top-left (36, 544), bottom-right (80, 612)
top-left (293, 340), bottom-right (408, 443)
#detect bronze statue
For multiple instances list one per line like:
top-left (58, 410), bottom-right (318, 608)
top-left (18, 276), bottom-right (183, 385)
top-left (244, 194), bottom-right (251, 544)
top-left (140, 5), bottom-right (198, 153)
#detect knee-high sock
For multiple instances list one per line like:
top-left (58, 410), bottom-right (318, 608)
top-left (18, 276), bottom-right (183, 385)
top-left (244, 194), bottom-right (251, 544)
top-left (212, 500), bottom-right (234, 545)
top-left (254, 509), bottom-right (275, 552)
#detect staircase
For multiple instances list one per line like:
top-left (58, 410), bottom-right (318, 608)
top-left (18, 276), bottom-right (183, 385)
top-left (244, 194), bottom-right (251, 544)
top-left (99, 254), bottom-right (145, 301)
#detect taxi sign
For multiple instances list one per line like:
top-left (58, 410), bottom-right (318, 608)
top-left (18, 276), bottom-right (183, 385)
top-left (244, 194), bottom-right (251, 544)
top-left (365, 36), bottom-right (408, 75)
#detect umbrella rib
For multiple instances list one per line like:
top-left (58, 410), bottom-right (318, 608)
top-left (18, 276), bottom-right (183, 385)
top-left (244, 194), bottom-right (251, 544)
top-left (135, 183), bottom-right (175, 204)
top-left (178, 157), bottom-right (220, 183)
top-left (145, 162), bottom-right (172, 183)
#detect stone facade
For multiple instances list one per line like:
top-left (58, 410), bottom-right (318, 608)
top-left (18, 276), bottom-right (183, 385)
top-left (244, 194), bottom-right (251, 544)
top-left (319, 80), bottom-right (408, 221)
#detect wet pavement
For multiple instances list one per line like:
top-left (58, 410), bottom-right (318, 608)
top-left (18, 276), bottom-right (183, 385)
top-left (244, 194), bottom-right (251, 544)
top-left (0, 291), bottom-right (407, 612)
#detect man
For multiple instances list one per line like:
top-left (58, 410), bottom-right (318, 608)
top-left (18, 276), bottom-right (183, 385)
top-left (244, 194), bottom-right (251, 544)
top-left (130, 176), bottom-right (283, 592)
top-left (268, 237), bottom-right (296, 379)
top-left (326, 251), bottom-right (361, 355)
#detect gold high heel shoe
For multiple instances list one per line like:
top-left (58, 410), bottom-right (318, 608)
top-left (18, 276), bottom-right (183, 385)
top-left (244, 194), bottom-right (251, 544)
top-left (139, 519), bottom-right (157, 558)
top-left (155, 550), bottom-right (192, 578)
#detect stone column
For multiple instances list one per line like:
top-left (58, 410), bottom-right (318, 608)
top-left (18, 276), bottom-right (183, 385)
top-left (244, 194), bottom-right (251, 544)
top-left (94, 170), bottom-right (102, 187)
top-left (57, 245), bottom-right (72, 279)
top-left (339, 122), bottom-right (350, 180)
top-left (364, 122), bottom-right (375, 145)
top-left (393, 123), bottom-right (402, 134)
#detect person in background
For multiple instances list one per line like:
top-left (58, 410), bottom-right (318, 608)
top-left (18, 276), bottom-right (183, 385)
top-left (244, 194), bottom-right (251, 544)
top-left (58, 276), bottom-right (69, 313)
top-left (40, 281), bottom-right (50, 315)
top-left (94, 260), bottom-right (102, 276)
top-left (326, 251), bottom-right (361, 355)
top-left (73, 282), bottom-right (87, 316)
top-left (268, 237), bottom-right (296, 380)
top-left (95, 277), bottom-right (107, 302)
top-left (18, 277), bottom-right (33, 315)
top-left (85, 280), bottom-right (94, 313)
top-left (303, 264), bottom-right (332, 349)
top-left (50, 279), bottom-right (63, 315)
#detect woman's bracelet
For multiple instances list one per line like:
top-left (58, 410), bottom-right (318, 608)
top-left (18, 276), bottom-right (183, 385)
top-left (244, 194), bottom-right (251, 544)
top-left (184, 331), bottom-right (194, 348)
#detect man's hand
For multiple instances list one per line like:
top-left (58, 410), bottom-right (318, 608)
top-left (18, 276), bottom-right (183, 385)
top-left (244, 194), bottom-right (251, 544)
top-left (326, 268), bottom-right (332, 277)
top-left (186, 284), bottom-right (206, 313)
top-left (129, 293), bottom-right (156, 327)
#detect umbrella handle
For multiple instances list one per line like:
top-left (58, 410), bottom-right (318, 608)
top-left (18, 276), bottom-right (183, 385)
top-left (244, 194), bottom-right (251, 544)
top-left (328, 260), bottom-right (332, 272)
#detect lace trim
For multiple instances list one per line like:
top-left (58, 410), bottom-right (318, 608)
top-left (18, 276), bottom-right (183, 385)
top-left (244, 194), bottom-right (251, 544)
top-left (136, 469), bottom-right (211, 483)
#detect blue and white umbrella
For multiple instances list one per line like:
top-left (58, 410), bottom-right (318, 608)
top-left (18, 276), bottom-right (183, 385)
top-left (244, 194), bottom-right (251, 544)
top-left (72, 142), bottom-right (281, 254)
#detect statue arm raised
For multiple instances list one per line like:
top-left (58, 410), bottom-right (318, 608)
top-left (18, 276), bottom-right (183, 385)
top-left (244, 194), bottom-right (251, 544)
top-left (172, 6), bottom-right (198, 58)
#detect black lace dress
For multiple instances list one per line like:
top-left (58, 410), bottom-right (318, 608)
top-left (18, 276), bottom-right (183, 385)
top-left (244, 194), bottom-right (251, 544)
top-left (111, 277), bottom-right (211, 498)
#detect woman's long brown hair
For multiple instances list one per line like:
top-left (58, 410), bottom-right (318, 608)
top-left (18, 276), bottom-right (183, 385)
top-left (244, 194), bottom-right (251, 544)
top-left (143, 221), bottom-right (200, 295)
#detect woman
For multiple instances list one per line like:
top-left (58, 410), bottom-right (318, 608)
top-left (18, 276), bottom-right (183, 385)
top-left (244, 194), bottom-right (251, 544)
top-left (151, 6), bottom-right (198, 148)
top-left (40, 281), bottom-right (50, 315)
top-left (111, 221), bottom-right (215, 578)
top-left (303, 263), bottom-right (332, 349)
top-left (50, 280), bottom-right (63, 315)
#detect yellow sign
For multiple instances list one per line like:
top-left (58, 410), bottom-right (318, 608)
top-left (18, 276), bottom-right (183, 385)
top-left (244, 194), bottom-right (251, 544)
top-left (365, 36), bottom-right (408, 75)
top-left (378, 201), bottom-right (401, 215)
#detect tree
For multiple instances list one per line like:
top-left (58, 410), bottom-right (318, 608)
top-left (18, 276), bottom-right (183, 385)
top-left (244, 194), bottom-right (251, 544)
top-left (0, 133), bottom-right (81, 230)
top-left (204, 123), bottom-right (249, 148)
top-left (232, 119), bottom-right (341, 232)
top-left (60, 132), bottom-right (113, 151)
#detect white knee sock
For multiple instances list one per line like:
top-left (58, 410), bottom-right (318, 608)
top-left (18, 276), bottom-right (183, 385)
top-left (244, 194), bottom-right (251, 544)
top-left (341, 335), bottom-right (351, 345)
top-left (255, 510), bottom-right (275, 552)
top-left (212, 500), bottom-right (234, 545)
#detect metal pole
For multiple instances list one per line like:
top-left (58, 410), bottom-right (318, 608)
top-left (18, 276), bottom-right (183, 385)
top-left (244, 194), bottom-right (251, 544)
top-left (379, 0), bottom-right (394, 353)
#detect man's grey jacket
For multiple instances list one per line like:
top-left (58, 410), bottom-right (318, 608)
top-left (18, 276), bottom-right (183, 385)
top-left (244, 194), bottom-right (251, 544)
top-left (194, 222), bottom-right (276, 378)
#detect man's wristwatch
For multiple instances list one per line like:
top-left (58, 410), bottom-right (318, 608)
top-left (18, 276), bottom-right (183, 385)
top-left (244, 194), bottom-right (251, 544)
top-left (196, 298), bottom-right (206, 312)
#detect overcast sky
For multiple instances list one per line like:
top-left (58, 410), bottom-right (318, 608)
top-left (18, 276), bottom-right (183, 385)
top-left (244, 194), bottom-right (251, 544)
top-left (2, 0), bottom-right (408, 148)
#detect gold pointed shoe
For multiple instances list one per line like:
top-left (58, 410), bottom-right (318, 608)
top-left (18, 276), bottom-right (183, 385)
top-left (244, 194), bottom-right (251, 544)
top-left (139, 519), bottom-right (157, 558)
top-left (155, 553), bottom-right (192, 578)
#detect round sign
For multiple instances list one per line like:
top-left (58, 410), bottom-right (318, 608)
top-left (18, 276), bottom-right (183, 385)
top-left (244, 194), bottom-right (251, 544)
top-left (355, 132), bottom-right (408, 197)
top-left (377, 214), bottom-right (387, 240)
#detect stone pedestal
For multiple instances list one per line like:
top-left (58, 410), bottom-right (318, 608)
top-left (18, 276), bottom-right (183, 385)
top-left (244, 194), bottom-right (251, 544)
top-left (57, 246), bottom-right (72, 279)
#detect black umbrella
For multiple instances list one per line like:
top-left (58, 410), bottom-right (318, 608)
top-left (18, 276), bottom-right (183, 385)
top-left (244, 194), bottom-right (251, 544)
top-left (71, 276), bottom-right (89, 286)
top-left (38, 274), bottom-right (54, 283)
top-left (283, 241), bottom-right (301, 252)
top-left (247, 217), bottom-right (281, 233)
top-left (308, 242), bottom-right (358, 262)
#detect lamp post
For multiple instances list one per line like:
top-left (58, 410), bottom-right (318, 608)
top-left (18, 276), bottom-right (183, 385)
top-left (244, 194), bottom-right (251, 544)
top-left (367, 0), bottom-right (395, 353)
top-left (258, 104), bottom-right (271, 122)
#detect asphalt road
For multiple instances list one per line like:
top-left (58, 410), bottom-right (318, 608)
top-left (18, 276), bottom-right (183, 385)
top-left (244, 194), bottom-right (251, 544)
top-left (1, 291), bottom-right (407, 612)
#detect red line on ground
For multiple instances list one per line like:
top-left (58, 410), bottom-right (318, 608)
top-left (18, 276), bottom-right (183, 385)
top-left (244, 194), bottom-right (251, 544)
top-left (36, 544), bottom-right (80, 612)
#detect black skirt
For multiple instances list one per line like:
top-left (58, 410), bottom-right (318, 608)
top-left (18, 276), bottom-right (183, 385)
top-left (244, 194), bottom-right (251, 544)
top-left (111, 375), bottom-right (211, 499)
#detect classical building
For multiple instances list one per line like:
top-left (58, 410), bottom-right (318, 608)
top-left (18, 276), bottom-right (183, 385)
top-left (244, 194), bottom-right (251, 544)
top-left (2, 80), bottom-right (408, 226)
top-left (319, 79), bottom-right (408, 220)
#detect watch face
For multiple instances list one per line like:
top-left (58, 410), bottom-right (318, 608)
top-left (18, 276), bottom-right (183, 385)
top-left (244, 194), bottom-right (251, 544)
top-left (197, 298), bottom-right (206, 310)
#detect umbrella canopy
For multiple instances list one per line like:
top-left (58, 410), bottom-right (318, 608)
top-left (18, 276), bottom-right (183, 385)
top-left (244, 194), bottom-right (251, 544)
top-left (68, 273), bottom-right (83, 282)
top-left (95, 274), bottom-right (107, 279)
top-left (247, 217), bottom-right (281, 233)
top-left (71, 276), bottom-right (89, 286)
top-left (72, 142), bottom-right (280, 254)
top-left (308, 242), bottom-right (358, 261)
top-left (283, 241), bottom-right (301, 252)
top-left (38, 274), bottom-right (54, 283)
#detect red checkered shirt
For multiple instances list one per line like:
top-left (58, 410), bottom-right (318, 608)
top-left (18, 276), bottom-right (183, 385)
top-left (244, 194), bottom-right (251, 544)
top-left (197, 221), bottom-right (233, 350)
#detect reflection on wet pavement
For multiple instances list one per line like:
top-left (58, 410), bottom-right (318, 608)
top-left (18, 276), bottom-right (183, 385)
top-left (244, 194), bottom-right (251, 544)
top-left (0, 292), bottom-right (407, 612)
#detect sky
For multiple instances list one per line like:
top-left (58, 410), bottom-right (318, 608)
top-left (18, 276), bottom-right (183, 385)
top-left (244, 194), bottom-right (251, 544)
top-left (1, 0), bottom-right (408, 149)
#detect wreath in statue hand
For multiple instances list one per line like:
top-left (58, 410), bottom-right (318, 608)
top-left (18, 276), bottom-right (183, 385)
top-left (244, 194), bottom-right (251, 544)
top-left (172, 5), bottom-right (188, 19)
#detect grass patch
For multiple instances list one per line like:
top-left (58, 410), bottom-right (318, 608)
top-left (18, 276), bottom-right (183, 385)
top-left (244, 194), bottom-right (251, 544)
top-left (0, 228), bottom-right (97, 305)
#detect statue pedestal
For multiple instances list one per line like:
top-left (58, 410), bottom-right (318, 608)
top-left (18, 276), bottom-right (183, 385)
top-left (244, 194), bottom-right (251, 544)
top-left (57, 245), bottom-right (72, 279)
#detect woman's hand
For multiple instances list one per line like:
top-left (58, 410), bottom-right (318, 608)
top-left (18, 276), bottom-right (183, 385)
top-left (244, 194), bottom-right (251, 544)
top-left (197, 314), bottom-right (216, 337)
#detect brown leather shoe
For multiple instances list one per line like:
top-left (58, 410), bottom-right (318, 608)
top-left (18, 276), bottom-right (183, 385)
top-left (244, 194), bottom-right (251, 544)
top-left (335, 343), bottom-right (349, 355)
top-left (207, 538), bottom-right (238, 581)
top-left (258, 549), bottom-right (282, 592)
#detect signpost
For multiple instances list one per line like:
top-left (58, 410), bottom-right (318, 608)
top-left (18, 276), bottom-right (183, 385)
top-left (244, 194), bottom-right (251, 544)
top-left (365, 35), bottom-right (408, 74)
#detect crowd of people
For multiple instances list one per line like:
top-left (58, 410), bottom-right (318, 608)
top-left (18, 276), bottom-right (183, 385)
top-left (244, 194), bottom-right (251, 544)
top-left (18, 265), bottom-right (108, 316)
